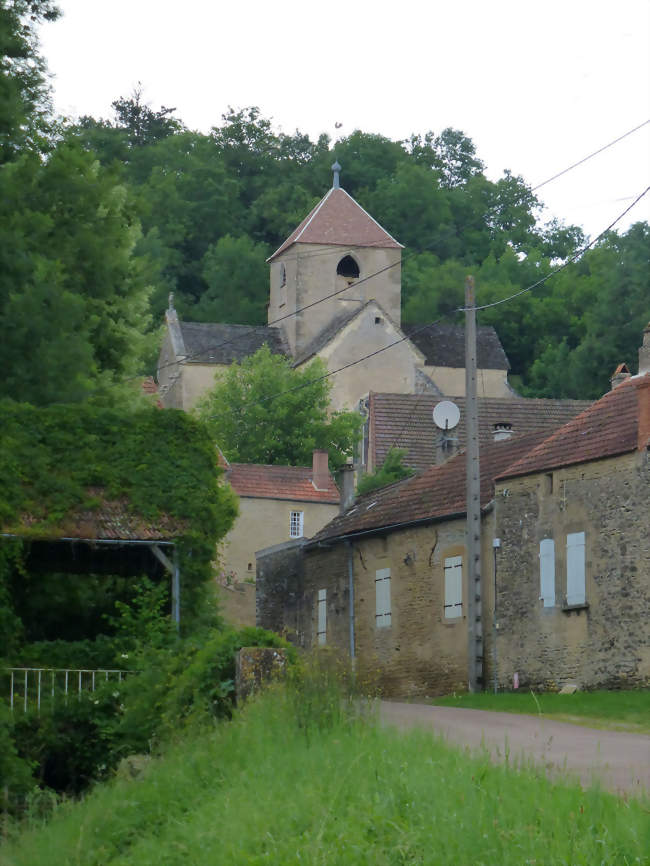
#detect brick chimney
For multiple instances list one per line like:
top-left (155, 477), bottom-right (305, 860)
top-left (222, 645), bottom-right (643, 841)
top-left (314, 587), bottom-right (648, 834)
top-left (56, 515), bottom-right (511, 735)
top-left (340, 457), bottom-right (356, 513)
top-left (610, 363), bottom-right (631, 390)
top-left (637, 378), bottom-right (650, 450)
top-left (312, 449), bottom-right (329, 491)
top-left (493, 423), bottom-right (513, 441)
top-left (638, 322), bottom-right (650, 376)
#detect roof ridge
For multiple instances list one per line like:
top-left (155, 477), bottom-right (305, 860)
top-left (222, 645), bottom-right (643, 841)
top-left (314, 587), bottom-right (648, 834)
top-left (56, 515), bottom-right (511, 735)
top-left (292, 188), bottom-right (333, 245)
top-left (338, 188), bottom-right (404, 249)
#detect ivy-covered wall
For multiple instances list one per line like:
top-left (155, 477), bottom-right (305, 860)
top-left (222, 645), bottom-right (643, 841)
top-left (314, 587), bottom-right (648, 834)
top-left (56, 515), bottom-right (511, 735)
top-left (0, 401), bottom-right (238, 620)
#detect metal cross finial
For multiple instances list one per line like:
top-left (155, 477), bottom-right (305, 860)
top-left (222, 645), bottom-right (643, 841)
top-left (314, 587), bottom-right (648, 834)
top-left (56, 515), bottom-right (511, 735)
top-left (331, 159), bottom-right (341, 189)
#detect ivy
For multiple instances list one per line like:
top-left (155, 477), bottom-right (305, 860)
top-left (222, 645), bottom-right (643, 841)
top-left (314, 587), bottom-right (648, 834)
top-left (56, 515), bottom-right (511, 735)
top-left (0, 401), bottom-right (238, 617)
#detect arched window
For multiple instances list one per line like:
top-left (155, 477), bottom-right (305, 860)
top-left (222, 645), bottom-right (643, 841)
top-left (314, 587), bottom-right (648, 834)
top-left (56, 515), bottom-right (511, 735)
top-left (279, 263), bottom-right (286, 287)
top-left (336, 255), bottom-right (360, 279)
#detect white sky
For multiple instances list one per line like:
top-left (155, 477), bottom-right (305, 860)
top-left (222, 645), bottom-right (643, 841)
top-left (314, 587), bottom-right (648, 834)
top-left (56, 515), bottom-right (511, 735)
top-left (40, 0), bottom-right (650, 241)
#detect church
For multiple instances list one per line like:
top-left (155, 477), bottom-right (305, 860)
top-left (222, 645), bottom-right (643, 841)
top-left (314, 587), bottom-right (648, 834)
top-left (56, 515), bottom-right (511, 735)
top-left (157, 162), bottom-right (513, 414)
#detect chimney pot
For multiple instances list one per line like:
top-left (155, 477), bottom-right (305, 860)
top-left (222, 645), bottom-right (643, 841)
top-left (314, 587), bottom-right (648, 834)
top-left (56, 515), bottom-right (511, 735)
top-left (340, 458), bottom-right (356, 513)
top-left (493, 423), bottom-right (513, 442)
top-left (610, 363), bottom-right (631, 390)
top-left (312, 449), bottom-right (330, 491)
top-left (638, 322), bottom-right (650, 376)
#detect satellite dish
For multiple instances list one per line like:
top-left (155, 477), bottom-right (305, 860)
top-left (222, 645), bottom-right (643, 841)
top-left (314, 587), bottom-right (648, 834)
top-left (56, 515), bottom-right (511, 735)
top-left (433, 400), bottom-right (460, 430)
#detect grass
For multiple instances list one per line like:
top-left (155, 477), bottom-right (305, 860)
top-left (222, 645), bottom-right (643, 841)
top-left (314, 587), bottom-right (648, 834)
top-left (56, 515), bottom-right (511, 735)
top-left (430, 689), bottom-right (650, 733)
top-left (2, 687), bottom-right (649, 866)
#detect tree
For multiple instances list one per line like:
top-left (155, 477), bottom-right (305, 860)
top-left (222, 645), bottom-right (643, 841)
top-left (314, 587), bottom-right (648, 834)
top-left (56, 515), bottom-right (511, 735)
top-left (195, 234), bottom-right (269, 325)
top-left (0, 142), bottom-right (154, 404)
top-left (0, 0), bottom-right (59, 162)
top-left (196, 346), bottom-right (362, 468)
top-left (357, 448), bottom-right (414, 496)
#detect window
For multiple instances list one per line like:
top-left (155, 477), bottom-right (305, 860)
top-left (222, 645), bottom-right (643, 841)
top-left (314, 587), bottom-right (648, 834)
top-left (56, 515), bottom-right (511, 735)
top-left (317, 588), bottom-right (327, 645)
top-left (375, 567), bottom-right (391, 627)
top-left (279, 263), bottom-right (286, 287)
top-left (566, 531), bottom-right (586, 605)
top-left (539, 539), bottom-right (555, 607)
top-left (289, 510), bottom-right (304, 538)
top-left (336, 255), bottom-right (360, 279)
top-left (444, 556), bottom-right (463, 619)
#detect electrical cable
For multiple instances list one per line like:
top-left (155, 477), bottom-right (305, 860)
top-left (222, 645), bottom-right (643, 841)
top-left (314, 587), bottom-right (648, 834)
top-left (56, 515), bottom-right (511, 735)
top-left (457, 185), bottom-right (650, 313)
top-left (532, 120), bottom-right (649, 192)
top-left (218, 186), bottom-right (648, 419)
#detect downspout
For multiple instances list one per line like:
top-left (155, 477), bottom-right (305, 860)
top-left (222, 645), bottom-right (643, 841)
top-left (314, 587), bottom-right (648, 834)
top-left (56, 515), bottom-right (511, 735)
top-left (346, 539), bottom-right (356, 666)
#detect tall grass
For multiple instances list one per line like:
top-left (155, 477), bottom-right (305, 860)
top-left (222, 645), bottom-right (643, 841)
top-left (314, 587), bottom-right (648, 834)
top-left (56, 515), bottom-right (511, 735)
top-left (2, 678), bottom-right (648, 865)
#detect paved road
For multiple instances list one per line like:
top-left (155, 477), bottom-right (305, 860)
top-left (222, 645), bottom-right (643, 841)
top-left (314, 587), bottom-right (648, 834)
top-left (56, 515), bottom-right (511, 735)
top-left (380, 701), bottom-right (650, 797)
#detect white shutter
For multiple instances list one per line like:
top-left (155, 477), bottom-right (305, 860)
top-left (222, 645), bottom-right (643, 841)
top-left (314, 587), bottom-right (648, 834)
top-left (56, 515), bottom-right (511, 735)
top-left (444, 556), bottom-right (463, 619)
top-left (566, 532), bottom-right (586, 605)
top-left (375, 568), bottom-right (391, 627)
top-left (317, 588), bottom-right (327, 645)
top-left (539, 539), bottom-right (555, 607)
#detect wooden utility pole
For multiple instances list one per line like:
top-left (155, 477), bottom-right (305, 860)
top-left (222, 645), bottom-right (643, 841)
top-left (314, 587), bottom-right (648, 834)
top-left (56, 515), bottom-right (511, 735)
top-left (465, 275), bottom-right (483, 691)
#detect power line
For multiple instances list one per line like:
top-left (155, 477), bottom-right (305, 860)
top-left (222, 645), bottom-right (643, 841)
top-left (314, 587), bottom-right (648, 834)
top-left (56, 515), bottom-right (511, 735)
top-left (216, 186), bottom-right (649, 418)
top-left (532, 119), bottom-right (650, 192)
top-left (147, 123), bottom-right (650, 386)
top-left (458, 185), bottom-right (650, 313)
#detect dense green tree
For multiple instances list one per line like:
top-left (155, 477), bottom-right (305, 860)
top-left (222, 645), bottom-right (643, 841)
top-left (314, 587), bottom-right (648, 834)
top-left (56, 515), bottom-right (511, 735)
top-left (196, 346), bottom-right (362, 468)
top-left (0, 0), bottom-right (59, 162)
top-left (365, 163), bottom-right (458, 256)
top-left (0, 143), bottom-right (154, 403)
top-left (195, 234), bottom-right (269, 325)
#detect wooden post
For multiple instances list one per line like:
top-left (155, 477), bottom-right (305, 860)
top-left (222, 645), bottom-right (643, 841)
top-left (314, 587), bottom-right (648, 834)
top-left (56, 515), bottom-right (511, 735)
top-left (465, 276), bottom-right (483, 692)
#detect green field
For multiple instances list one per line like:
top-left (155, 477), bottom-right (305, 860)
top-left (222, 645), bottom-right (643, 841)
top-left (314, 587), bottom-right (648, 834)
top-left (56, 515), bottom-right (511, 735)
top-left (2, 689), bottom-right (648, 866)
top-left (431, 689), bottom-right (650, 733)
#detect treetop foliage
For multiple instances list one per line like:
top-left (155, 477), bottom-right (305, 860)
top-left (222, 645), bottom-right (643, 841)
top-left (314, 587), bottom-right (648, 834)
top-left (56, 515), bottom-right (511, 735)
top-left (195, 346), bottom-right (362, 469)
top-left (1, 2), bottom-right (649, 408)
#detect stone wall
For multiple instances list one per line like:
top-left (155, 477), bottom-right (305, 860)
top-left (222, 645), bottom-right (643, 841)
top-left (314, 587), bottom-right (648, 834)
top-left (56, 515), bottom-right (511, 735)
top-left (256, 540), bottom-right (306, 642)
top-left (493, 449), bottom-right (650, 690)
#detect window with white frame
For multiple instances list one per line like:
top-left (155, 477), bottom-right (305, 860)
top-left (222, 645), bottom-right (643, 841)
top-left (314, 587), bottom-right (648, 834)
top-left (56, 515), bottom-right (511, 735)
top-left (539, 538), bottom-right (556, 607)
top-left (444, 556), bottom-right (463, 619)
top-left (566, 531), bottom-right (586, 605)
top-left (375, 567), bottom-right (391, 627)
top-left (317, 588), bottom-right (327, 645)
top-left (289, 510), bottom-right (304, 538)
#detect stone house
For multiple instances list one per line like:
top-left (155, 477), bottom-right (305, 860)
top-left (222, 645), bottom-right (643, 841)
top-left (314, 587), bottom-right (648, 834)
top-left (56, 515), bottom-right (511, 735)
top-left (492, 362), bottom-right (650, 691)
top-left (156, 166), bottom-right (514, 413)
top-left (257, 328), bottom-right (650, 694)
top-left (217, 450), bottom-right (339, 626)
top-left (256, 431), bottom-right (546, 696)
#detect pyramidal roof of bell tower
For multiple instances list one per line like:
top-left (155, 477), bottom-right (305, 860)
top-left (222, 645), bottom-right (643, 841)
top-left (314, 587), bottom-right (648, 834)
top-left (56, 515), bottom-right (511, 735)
top-left (267, 161), bottom-right (403, 262)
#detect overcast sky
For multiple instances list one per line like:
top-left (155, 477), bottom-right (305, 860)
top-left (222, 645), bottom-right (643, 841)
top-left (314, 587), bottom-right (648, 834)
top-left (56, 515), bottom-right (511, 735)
top-left (40, 0), bottom-right (650, 241)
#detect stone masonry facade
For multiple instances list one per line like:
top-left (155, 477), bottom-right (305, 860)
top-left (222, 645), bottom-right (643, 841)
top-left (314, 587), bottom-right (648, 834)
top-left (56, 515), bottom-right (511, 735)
top-left (493, 449), bottom-right (650, 690)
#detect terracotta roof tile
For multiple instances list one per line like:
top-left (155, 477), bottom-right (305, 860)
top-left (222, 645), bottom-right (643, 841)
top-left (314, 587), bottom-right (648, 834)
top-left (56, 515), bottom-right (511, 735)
top-left (497, 374), bottom-right (650, 479)
top-left (268, 188), bottom-right (403, 261)
top-left (228, 463), bottom-right (340, 504)
top-left (370, 393), bottom-right (591, 473)
top-left (310, 432), bottom-right (547, 545)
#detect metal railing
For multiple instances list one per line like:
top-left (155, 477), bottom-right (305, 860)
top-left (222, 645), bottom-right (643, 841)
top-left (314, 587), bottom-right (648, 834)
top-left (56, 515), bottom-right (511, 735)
top-left (2, 667), bottom-right (136, 713)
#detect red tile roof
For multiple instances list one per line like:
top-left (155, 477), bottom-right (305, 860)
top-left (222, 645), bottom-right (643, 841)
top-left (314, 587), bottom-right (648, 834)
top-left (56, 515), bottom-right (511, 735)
top-left (268, 188), bottom-right (403, 261)
top-left (310, 432), bottom-right (547, 545)
top-left (498, 374), bottom-right (650, 479)
top-left (370, 393), bottom-right (591, 473)
top-left (227, 463), bottom-right (340, 504)
top-left (10, 489), bottom-right (185, 542)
